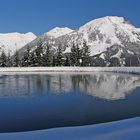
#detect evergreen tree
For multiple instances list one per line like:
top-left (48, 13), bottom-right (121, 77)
top-left (35, 43), bottom-right (44, 66)
top-left (6, 52), bottom-right (12, 67)
top-left (56, 45), bottom-right (63, 66)
top-left (22, 46), bottom-right (31, 67)
top-left (70, 44), bottom-right (82, 66)
top-left (64, 56), bottom-right (70, 66)
top-left (75, 45), bottom-right (82, 66)
top-left (70, 44), bottom-right (77, 66)
top-left (13, 50), bottom-right (20, 67)
top-left (0, 51), bottom-right (7, 67)
top-left (81, 41), bottom-right (91, 66)
top-left (43, 45), bottom-right (52, 66)
top-left (30, 51), bottom-right (36, 66)
top-left (52, 56), bottom-right (56, 66)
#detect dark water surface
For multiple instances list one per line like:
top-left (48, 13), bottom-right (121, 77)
top-left (0, 72), bottom-right (140, 132)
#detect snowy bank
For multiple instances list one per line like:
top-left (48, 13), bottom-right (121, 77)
top-left (0, 67), bottom-right (140, 74)
top-left (0, 117), bottom-right (139, 140)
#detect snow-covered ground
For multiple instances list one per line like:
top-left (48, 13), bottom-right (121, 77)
top-left (0, 67), bottom-right (140, 74)
top-left (0, 117), bottom-right (139, 140)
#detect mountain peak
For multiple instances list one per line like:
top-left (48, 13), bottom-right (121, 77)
top-left (101, 16), bottom-right (125, 23)
top-left (80, 16), bottom-right (126, 29)
top-left (46, 27), bottom-right (73, 38)
top-left (25, 32), bottom-right (37, 37)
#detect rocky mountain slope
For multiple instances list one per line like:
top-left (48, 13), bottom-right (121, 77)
top-left (19, 16), bottom-right (140, 66)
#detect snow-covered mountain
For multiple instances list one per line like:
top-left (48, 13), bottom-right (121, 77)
top-left (19, 16), bottom-right (140, 66)
top-left (0, 32), bottom-right (37, 55)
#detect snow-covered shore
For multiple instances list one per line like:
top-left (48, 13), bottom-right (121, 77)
top-left (0, 117), bottom-right (139, 140)
top-left (0, 67), bottom-right (140, 74)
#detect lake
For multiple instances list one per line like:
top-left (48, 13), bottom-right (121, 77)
top-left (0, 72), bottom-right (140, 132)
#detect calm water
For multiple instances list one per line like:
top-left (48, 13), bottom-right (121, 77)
top-left (0, 72), bottom-right (140, 132)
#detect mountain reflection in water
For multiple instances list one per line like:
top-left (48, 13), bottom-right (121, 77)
top-left (0, 72), bottom-right (140, 100)
top-left (0, 72), bottom-right (140, 132)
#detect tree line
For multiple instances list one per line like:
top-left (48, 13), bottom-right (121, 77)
top-left (0, 41), bottom-right (92, 67)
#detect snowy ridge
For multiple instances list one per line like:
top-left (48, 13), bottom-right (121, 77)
top-left (0, 32), bottom-right (37, 55)
top-left (46, 27), bottom-right (73, 38)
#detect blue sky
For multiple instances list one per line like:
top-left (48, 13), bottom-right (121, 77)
top-left (0, 0), bottom-right (140, 35)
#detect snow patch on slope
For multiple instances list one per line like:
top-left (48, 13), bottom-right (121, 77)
top-left (111, 49), bottom-right (123, 59)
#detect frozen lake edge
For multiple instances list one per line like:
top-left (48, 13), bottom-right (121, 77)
top-left (0, 67), bottom-right (140, 74)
